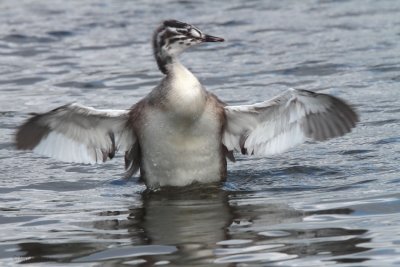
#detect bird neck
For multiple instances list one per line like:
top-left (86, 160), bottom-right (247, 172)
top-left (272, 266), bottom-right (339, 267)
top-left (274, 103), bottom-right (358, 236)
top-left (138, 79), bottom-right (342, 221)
top-left (155, 51), bottom-right (172, 75)
top-left (153, 43), bottom-right (200, 90)
top-left (167, 59), bottom-right (199, 89)
top-left (155, 51), bottom-right (187, 76)
top-left (162, 58), bottom-right (205, 119)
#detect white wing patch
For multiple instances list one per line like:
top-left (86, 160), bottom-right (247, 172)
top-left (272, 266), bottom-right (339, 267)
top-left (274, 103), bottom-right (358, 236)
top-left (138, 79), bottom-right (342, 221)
top-left (245, 123), bottom-right (305, 155)
top-left (223, 89), bottom-right (358, 156)
top-left (34, 131), bottom-right (99, 164)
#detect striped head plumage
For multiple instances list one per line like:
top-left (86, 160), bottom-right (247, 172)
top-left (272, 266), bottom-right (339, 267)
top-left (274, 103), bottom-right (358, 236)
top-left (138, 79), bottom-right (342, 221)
top-left (153, 20), bottom-right (224, 74)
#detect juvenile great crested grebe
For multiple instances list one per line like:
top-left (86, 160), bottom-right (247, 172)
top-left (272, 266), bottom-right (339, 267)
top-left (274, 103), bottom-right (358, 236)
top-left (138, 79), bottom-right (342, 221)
top-left (16, 20), bottom-right (358, 189)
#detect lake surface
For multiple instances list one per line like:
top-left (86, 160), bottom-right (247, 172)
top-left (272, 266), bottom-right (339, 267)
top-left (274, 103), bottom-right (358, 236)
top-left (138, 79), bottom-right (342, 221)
top-left (1, 0), bottom-right (400, 266)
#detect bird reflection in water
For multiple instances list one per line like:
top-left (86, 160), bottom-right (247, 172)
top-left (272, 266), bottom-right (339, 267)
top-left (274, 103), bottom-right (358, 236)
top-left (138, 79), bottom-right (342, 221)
top-left (16, 187), bottom-right (371, 265)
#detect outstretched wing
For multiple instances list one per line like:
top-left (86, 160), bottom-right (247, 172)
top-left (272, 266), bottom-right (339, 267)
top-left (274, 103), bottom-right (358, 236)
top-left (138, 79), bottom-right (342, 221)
top-left (222, 89), bottom-right (358, 156)
top-left (16, 103), bottom-right (135, 164)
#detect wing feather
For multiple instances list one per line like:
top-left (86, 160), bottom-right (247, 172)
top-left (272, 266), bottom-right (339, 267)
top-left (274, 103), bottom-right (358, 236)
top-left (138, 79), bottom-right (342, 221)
top-left (16, 103), bottom-right (135, 164)
top-left (223, 89), bottom-right (358, 156)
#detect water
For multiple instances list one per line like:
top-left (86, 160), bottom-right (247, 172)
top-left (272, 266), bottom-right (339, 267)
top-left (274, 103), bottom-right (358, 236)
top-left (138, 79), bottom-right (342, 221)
top-left (1, 0), bottom-right (400, 266)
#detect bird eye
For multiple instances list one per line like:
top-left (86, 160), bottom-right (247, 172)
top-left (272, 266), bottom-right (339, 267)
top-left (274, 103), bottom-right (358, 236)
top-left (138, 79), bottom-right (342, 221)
top-left (190, 28), bottom-right (201, 39)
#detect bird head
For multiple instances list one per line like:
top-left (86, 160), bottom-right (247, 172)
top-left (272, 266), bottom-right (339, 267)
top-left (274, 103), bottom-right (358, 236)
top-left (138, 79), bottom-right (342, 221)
top-left (153, 20), bottom-right (224, 73)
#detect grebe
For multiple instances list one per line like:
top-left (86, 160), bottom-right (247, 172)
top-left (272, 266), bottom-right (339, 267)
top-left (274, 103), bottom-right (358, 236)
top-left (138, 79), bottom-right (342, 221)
top-left (16, 20), bottom-right (358, 189)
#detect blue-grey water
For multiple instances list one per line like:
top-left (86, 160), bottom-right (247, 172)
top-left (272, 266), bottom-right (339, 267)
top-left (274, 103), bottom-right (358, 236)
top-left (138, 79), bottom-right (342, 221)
top-left (1, 0), bottom-right (400, 266)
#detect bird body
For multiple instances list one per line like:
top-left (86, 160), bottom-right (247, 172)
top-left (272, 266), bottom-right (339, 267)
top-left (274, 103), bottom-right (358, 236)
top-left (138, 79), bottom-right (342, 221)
top-left (15, 20), bottom-right (358, 189)
top-left (138, 96), bottom-right (225, 187)
top-left (135, 61), bottom-right (226, 186)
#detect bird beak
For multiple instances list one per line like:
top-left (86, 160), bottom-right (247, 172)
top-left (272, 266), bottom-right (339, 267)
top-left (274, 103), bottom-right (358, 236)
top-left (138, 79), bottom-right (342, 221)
top-left (202, 34), bottom-right (224, 42)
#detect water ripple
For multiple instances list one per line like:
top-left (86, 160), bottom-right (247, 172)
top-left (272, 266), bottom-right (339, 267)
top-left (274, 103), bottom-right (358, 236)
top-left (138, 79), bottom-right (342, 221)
top-left (1, 0), bottom-right (400, 266)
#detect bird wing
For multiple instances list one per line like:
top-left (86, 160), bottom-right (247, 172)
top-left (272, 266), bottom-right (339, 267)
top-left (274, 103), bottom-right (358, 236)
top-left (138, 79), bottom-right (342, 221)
top-left (16, 103), bottom-right (135, 164)
top-left (222, 89), bottom-right (358, 156)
